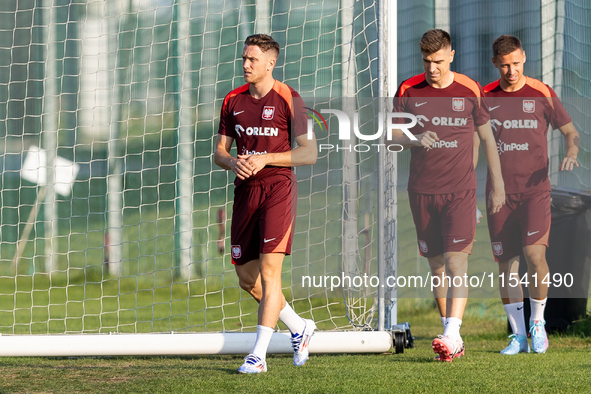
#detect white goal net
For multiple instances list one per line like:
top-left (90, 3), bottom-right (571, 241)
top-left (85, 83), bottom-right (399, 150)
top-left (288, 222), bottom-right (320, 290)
top-left (0, 0), bottom-right (393, 352)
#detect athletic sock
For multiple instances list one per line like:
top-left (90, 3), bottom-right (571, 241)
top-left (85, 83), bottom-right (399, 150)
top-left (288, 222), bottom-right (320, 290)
top-left (529, 297), bottom-right (547, 322)
top-left (278, 303), bottom-right (306, 334)
top-left (504, 301), bottom-right (527, 337)
top-left (440, 316), bottom-right (446, 328)
top-left (443, 317), bottom-right (462, 340)
top-left (250, 325), bottom-right (274, 360)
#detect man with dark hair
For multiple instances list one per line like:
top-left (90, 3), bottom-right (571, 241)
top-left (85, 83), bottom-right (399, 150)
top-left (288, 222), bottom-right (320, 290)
top-left (419, 28), bottom-right (452, 55)
top-left (389, 29), bottom-right (505, 362)
top-left (214, 33), bottom-right (318, 373)
top-left (492, 34), bottom-right (522, 59)
top-left (481, 34), bottom-right (579, 355)
top-left (244, 34), bottom-right (280, 58)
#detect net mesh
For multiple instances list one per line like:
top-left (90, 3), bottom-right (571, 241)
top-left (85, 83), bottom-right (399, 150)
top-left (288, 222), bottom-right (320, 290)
top-left (0, 0), bottom-right (589, 337)
top-left (0, 0), bottom-right (382, 334)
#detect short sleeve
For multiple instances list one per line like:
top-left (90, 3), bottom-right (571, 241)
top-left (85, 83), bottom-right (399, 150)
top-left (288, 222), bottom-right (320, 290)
top-left (548, 86), bottom-right (573, 129)
top-left (393, 84), bottom-right (407, 113)
top-left (473, 83), bottom-right (491, 127)
top-left (218, 96), bottom-right (235, 138)
top-left (290, 90), bottom-right (309, 139)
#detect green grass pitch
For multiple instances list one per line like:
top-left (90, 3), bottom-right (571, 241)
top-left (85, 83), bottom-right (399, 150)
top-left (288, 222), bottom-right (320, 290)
top-left (0, 300), bottom-right (589, 393)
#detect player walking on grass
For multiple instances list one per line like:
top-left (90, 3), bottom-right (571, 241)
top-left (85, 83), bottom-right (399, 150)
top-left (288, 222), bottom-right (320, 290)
top-left (389, 29), bottom-right (505, 362)
top-left (481, 35), bottom-right (580, 355)
top-left (214, 34), bottom-right (318, 373)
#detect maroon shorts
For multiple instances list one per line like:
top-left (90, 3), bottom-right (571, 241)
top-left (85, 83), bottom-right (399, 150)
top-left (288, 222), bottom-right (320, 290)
top-left (230, 177), bottom-right (296, 265)
top-left (486, 191), bottom-right (550, 262)
top-left (408, 190), bottom-right (477, 258)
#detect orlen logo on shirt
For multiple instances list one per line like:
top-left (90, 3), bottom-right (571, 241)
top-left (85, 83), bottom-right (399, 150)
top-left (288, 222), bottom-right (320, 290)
top-left (416, 116), bottom-right (468, 127)
top-left (426, 139), bottom-right (459, 151)
top-left (497, 140), bottom-right (529, 155)
top-left (491, 119), bottom-right (538, 131)
top-left (235, 124), bottom-right (279, 137)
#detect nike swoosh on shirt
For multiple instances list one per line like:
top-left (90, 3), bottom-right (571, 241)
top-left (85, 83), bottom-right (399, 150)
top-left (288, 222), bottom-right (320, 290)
top-left (453, 239), bottom-right (466, 243)
top-left (527, 231), bottom-right (540, 236)
top-left (517, 306), bottom-right (523, 310)
top-left (415, 102), bottom-right (427, 107)
top-left (263, 238), bottom-right (276, 243)
top-left (233, 110), bottom-right (244, 116)
top-left (488, 105), bottom-right (501, 111)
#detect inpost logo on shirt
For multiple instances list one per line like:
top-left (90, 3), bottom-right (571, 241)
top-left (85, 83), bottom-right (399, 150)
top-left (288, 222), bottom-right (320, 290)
top-left (426, 139), bottom-right (459, 151)
top-left (497, 140), bottom-right (530, 155)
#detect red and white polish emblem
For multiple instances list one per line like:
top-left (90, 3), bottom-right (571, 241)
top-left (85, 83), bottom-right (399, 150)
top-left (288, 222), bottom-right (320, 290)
top-left (452, 98), bottom-right (464, 111)
top-left (231, 245), bottom-right (242, 259)
top-left (492, 242), bottom-right (503, 256)
top-left (418, 240), bottom-right (428, 254)
top-left (523, 100), bottom-right (535, 113)
top-left (262, 106), bottom-right (275, 120)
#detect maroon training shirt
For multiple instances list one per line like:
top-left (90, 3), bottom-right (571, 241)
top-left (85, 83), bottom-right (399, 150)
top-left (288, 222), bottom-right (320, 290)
top-left (218, 80), bottom-right (308, 187)
top-left (484, 76), bottom-right (572, 194)
top-left (394, 72), bottom-right (490, 194)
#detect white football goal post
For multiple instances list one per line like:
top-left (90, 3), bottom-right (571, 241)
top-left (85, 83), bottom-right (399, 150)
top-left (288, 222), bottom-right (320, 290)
top-left (4, 0), bottom-right (588, 359)
top-left (0, 0), bottom-right (408, 356)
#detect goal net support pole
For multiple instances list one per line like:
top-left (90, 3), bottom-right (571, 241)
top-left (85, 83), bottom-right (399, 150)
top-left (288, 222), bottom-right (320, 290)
top-left (379, 0), bottom-right (398, 331)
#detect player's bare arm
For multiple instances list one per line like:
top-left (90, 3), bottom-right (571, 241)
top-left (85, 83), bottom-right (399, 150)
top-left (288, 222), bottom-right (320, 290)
top-left (238, 133), bottom-right (318, 175)
top-left (476, 120), bottom-right (505, 214)
top-left (387, 128), bottom-right (439, 150)
top-left (558, 122), bottom-right (580, 171)
top-left (473, 131), bottom-right (480, 169)
top-left (214, 134), bottom-right (254, 180)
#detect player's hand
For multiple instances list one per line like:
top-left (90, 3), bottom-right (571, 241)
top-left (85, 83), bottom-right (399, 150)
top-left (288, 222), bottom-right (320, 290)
top-left (487, 188), bottom-right (505, 215)
top-left (559, 155), bottom-right (579, 171)
top-left (237, 154), bottom-right (268, 176)
top-left (230, 157), bottom-right (254, 180)
top-left (413, 130), bottom-right (439, 149)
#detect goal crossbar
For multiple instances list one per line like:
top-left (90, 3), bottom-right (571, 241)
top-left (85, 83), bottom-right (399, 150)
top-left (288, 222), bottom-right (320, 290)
top-left (0, 332), bottom-right (392, 357)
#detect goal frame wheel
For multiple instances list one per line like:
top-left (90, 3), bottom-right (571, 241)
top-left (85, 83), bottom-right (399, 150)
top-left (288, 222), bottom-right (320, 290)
top-left (394, 332), bottom-right (405, 354)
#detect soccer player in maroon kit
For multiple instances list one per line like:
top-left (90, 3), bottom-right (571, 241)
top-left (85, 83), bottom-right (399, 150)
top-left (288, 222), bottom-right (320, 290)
top-left (481, 35), bottom-right (580, 355)
top-left (214, 34), bottom-right (318, 373)
top-left (389, 29), bottom-right (505, 362)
